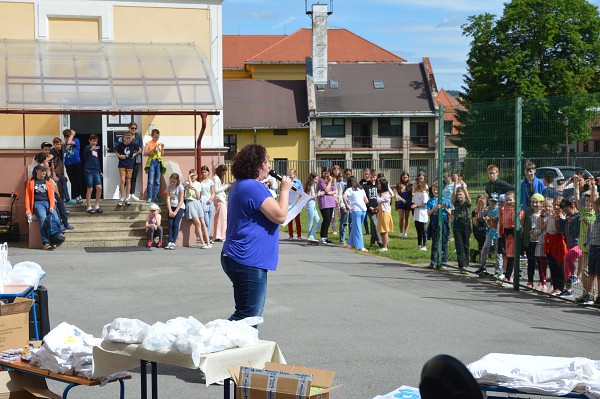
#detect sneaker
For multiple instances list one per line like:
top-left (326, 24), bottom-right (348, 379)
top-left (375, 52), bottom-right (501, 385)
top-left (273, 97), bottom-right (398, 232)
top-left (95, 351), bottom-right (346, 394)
top-left (130, 194), bottom-right (140, 201)
top-left (296, 236), bottom-right (302, 241)
top-left (170, 243), bottom-right (176, 250)
top-left (201, 244), bottom-right (209, 249)
top-left (320, 238), bottom-right (328, 244)
top-left (595, 296), bottom-right (600, 306)
top-left (65, 224), bottom-right (75, 231)
top-left (575, 293), bottom-right (593, 305)
top-left (42, 243), bottom-right (53, 250)
top-left (157, 242), bottom-right (163, 248)
top-left (441, 264), bottom-right (447, 270)
top-left (426, 263), bottom-right (435, 269)
top-left (379, 248), bottom-right (388, 252)
top-left (558, 289), bottom-right (573, 298)
top-left (206, 244), bottom-right (213, 249)
top-left (86, 207), bottom-right (94, 214)
top-left (359, 248), bottom-right (368, 252)
top-left (526, 283), bottom-right (534, 289)
top-left (153, 198), bottom-right (160, 204)
top-left (332, 231), bottom-right (338, 236)
top-left (569, 276), bottom-right (579, 285)
top-left (118, 199), bottom-right (124, 207)
top-left (76, 198), bottom-right (84, 204)
top-left (95, 207), bottom-right (103, 214)
top-left (420, 246), bottom-right (427, 251)
top-left (550, 289), bottom-right (562, 296)
top-left (146, 241), bottom-right (152, 248)
top-left (459, 267), bottom-right (469, 275)
top-left (474, 266), bottom-right (487, 275)
top-left (146, 197), bottom-right (152, 203)
top-left (125, 199), bottom-right (131, 206)
top-left (65, 200), bottom-right (76, 205)
top-left (288, 236), bottom-right (294, 240)
top-left (403, 233), bottom-right (408, 238)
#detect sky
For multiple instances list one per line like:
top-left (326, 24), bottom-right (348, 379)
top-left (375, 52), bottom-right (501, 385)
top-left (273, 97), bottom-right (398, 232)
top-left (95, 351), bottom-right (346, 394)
top-left (222, 0), bottom-right (600, 91)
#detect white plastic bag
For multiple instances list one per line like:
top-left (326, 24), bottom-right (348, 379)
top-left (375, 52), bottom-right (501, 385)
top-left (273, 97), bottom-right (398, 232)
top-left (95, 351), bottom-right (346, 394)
top-left (7, 261), bottom-right (45, 289)
top-left (102, 318), bottom-right (150, 344)
top-left (141, 322), bottom-right (177, 351)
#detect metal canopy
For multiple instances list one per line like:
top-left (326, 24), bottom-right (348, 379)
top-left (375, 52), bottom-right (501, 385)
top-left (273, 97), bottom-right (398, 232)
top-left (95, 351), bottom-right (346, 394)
top-left (0, 40), bottom-right (222, 113)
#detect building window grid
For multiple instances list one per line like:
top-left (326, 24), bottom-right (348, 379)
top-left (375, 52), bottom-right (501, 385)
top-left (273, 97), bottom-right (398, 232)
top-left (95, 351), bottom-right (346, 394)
top-left (378, 117), bottom-right (402, 137)
top-left (224, 134), bottom-right (237, 161)
top-left (410, 122), bottom-right (429, 147)
top-left (321, 118), bottom-right (345, 137)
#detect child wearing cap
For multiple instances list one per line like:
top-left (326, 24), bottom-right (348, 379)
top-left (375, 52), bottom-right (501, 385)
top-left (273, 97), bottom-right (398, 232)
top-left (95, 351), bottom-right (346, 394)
top-left (522, 193), bottom-right (544, 289)
top-left (477, 193), bottom-right (502, 276)
top-left (145, 203), bottom-right (163, 248)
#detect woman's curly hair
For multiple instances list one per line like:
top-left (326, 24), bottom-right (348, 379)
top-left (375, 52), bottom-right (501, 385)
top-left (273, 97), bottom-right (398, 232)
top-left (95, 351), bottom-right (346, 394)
top-left (231, 144), bottom-right (267, 180)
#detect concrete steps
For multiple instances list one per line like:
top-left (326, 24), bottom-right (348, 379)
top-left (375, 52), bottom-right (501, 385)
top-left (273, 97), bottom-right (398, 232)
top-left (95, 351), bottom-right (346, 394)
top-left (61, 200), bottom-right (169, 248)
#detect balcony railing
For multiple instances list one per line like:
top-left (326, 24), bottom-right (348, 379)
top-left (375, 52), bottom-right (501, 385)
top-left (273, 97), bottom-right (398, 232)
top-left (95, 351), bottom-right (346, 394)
top-left (352, 136), bottom-right (372, 148)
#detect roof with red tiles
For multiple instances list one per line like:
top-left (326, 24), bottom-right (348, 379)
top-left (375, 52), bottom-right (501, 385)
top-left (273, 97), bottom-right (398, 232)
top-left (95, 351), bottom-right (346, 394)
top-left (223, 28), bottom-right (405, 69)
top-left (436, 89), bottom-right (463, 112)
top-left (223, 35), bottom-right (286, 69)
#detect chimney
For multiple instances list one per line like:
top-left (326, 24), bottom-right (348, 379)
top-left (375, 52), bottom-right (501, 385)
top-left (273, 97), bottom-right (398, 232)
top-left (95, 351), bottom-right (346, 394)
top-left (311, 3), bottom-right (329, 85)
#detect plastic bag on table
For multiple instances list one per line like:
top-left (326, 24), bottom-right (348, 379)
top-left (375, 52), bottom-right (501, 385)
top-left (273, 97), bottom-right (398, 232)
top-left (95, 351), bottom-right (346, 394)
top-left (141, 322), bottom-right (177, 351)
top-left (175, 336), bottom-right (212, 367)
top-left (7, 261), bottom-right (45, 289)
top-left (43, 322), bottom-right (92, 359)
top-left (102, 318), bottom-right (150, 344)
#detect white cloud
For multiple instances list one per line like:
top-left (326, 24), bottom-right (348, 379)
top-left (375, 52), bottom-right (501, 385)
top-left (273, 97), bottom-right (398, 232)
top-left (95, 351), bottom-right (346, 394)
top-left (248, 10), bottom-right (277, 20)
top-left (271, 16), bottom-right (297, 30)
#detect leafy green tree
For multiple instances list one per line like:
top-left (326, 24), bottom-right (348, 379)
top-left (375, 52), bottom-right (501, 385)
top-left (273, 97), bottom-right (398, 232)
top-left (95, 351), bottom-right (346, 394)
top-left (453, 0), bottom-right (600, 157)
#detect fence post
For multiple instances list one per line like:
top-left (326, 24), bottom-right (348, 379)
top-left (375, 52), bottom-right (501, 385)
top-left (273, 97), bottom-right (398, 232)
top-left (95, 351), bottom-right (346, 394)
top-left (513, 97), bottom-right (523, 291)
top-left (437, 105), bottom-right (445, 267)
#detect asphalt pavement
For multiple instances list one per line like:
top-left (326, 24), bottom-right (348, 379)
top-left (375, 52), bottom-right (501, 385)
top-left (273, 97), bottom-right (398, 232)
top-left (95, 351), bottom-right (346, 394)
top-left (6, 236), bottom-right (600, 398)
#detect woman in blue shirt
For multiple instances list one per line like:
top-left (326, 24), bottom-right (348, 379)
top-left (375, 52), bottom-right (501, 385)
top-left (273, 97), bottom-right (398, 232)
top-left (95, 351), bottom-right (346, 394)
top-left (221, 144), bottom-right (292, 324)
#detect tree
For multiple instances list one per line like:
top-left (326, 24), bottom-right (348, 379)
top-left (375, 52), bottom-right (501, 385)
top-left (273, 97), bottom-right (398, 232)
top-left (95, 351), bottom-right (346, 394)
top-left (453, 0), bottom-right (600, 157)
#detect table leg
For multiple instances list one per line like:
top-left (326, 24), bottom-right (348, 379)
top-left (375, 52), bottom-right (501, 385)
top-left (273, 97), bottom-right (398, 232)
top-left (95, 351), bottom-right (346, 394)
top-left (62, 382), bottom-right (76, 399)
top-left (151, 361), bottom-right (158, 399)
top-left (224, 378), bottom-right (230, 399)
top-left (119, 378), bottom-right (125, 399)
top-left (28, 290), bottom-right (39, 340)
top-left (140, 360), bottom-right (147, 399)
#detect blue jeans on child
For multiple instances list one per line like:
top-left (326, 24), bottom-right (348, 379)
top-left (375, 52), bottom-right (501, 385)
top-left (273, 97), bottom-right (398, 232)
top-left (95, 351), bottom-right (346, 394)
top-left (33, 201), bottom-right (51, 245)
top-left (429, 219), bottom-right (450, 266)
top-left (349, 210), bottom-right (366, 249)
top-left (168, 208), bottom-right (184, 244)
top-left (146, 160), bottom-right (161, 201)
top-left (204, 202), bottom-right (214, 238)
top-left (306, 200), bottom-right (321, 240)
top-left (339, 209), bottom-right (349, 244)
top-left (221, 253), bottom-right (268, 323)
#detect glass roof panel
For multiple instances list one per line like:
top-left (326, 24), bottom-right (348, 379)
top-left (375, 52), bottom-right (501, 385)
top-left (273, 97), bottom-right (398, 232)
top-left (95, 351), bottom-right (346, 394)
top-left (0, 40), bottom-right (222, 112)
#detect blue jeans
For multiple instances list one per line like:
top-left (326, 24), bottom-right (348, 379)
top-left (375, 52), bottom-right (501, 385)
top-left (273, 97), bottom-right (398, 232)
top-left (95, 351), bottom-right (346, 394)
top-left (339, 209), bottom-right (349, 244)
top-left (56, 172), bottom-right (70, 201)
top-left (429, 220), bottom-right (450, 266)
top-left (367, 211), bottom-right (382, 245)
top-left (221, 253), bottom-right (268, 323)
top-left (306, 200), bottom-right (321, 240)
top-left (168, 208), bottom-right (184, 244)
top-left (146, 160), bottom-right (161, 200)
top-left (349, 210), bottom-right (366, 249)
top-left (33, 201), bottom-right (51, 244)
top-left (204, 202), bottom-right (215, 237)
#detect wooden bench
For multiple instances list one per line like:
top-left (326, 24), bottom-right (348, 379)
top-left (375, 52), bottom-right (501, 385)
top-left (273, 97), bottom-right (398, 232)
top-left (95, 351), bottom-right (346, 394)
top-left (0, 359), bottom-right (131, 399)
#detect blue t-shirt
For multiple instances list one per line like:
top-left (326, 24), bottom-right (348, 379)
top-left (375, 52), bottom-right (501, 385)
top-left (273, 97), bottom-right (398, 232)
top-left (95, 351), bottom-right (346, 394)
top-left (64, 138), bottom-right (81, 166)
top-left (426, 196), bottom-right (452, 222)
top-left (223, 179), bottom-right (279, 271)
top-left (83, 145), bottom-right (101, 171)
top-left (115, 141), bottom-right (140, 169)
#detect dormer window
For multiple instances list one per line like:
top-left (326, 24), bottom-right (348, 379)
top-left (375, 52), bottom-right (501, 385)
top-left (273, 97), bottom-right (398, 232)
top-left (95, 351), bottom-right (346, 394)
top-left (329, 80), bottom-right (339, 89)
top-left (373, 80), bottom-right (384, 89)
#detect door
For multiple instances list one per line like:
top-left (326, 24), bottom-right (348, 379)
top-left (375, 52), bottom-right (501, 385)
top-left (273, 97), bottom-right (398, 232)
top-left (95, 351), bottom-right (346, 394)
top-left (102, 114), bottom-right (142, 199)
top-left (67, 114), bottom-right (104, 199)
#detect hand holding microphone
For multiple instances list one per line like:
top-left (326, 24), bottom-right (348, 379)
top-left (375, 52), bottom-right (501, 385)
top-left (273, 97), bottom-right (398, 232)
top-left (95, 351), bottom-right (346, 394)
top-left (268, 170), bottom-right (297, 191)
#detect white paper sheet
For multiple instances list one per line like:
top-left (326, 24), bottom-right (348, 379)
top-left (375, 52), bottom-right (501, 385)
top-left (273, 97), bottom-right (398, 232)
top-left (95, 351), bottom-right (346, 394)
top-left (92, 339), bottom-right (285, 385)
top-left (284, 189), bottom-right (310, 226)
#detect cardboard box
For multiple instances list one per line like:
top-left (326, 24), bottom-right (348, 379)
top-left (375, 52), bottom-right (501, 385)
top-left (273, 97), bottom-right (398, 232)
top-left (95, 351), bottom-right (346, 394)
top-left (229, 361), bottom-right (341, 399)
top-left (0, 298), bottom-right (33, 352)
top-left (0, 371), bottom-right (60, 399)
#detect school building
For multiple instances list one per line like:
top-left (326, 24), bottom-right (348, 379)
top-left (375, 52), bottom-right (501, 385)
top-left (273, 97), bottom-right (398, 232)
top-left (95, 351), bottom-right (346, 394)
top-left (0, 0), bottom-right (224, 237)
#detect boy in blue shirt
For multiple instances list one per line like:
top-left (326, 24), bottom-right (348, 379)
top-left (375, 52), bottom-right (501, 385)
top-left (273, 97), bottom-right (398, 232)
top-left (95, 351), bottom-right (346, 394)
top-left (83, 135), bottom-right (103, 214)
top-left (476, 193), bottom-right (502, 276)
top-left (115, 131), bottom-right (142, 206)
top-left (426, 184), bottom-right (452, 269)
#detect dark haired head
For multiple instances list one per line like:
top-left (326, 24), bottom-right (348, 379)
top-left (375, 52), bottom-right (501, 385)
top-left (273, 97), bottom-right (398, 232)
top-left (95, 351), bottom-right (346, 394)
top-left (231, 144), bottom-right (267, 180)
top-left (559, 198), bottom-right (574, 209)
top-left (215, 164), bottom-right (227, 180)
top-left (40, 142), bottom-right (52, 149)
top-left (34, 152), bottom-right (47, 163)
top-left (378, 178), bottom-right (390, 193)
top-left (62, 129), bottom-right (71, 137)
top-left (348, 176), bottom-right (359, 190)
top-left (201, 165), bottom-right (210, 173)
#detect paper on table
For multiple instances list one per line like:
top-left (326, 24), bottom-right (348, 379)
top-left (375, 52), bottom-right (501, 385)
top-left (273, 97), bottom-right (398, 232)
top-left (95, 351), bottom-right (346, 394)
top-left (283, 189), bottom-right (310, 226)
top-left (92, 339), bottom-right (286, 385)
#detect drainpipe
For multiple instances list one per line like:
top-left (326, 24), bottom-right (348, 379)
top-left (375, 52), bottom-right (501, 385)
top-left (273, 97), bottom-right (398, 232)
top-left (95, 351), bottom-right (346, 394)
top-left (196, 112), bottom-right (207, 172)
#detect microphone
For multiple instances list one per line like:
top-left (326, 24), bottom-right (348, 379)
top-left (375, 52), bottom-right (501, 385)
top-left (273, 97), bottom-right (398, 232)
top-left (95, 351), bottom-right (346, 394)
top-left (268, 170), bottom-right (297, 191)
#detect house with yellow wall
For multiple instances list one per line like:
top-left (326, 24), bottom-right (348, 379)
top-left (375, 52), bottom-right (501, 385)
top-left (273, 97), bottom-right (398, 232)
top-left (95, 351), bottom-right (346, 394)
top-left (0, 0), bottom-right (223, 239)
